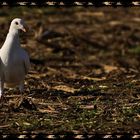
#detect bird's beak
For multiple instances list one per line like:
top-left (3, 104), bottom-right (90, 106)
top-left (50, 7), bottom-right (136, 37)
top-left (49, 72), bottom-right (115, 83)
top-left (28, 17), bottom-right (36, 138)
top-left (21, 24), bottom-right (28, 32)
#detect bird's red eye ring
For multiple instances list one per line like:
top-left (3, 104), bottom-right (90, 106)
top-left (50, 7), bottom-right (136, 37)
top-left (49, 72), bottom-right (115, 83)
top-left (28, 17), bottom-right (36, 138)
top-left (15, 22), bottom-right (18, 25)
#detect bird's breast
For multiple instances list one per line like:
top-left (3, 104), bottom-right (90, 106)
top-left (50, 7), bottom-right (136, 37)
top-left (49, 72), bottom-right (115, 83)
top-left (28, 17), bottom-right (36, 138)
top-left (0, 52), bottom-right (25, 84)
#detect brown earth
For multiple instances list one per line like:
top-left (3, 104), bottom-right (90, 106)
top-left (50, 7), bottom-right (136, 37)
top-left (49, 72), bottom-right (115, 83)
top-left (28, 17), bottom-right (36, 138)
top-left (0, 7), bottom-right (140, 136)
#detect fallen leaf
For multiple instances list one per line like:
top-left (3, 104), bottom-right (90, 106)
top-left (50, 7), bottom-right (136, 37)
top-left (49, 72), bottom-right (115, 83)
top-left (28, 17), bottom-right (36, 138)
top-left (132, 18), bottom-right (140, 22)
top-left (79, 105), bottom-right (95, 109)
top-left (0, 124), bottom-right (10, 128)
top-left (28, 73), bottom-right (47, 79)
top-left (47, 105), bottom-right (55, 111)
top-left (23, 122), bottom-right (31, 126)
top-left (75, 12), bottom-right (104, 17)
top-left (81, 76), bottom-right (106, 81)
top-left (99, 85), bottom-right (108, 89)
top-left (102, 64), bottom-right (118, 73)
top-left (109, 21), bottom-right (122, 26)
top-left (39, 108), bottom-right (58, 113)
top-left (18, 135), bottom-right (26, 139)
top-left (52, 85), bottom-right (77, 93)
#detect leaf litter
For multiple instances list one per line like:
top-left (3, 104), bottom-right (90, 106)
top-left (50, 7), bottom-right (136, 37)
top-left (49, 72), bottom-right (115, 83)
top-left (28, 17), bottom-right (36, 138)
top-left (0, 7), bottom-right (140, 135)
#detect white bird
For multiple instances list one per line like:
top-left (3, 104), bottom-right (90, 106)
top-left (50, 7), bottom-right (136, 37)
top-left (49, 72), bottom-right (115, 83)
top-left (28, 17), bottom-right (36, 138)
top-left (0, 18), bottom-right (30, 99)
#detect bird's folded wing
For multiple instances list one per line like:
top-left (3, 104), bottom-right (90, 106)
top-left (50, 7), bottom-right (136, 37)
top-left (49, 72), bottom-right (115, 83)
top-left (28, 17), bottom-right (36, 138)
top-left (0, 51), bottom-right (2, 77)
top-left (22, 50), bottom-right (30, 74)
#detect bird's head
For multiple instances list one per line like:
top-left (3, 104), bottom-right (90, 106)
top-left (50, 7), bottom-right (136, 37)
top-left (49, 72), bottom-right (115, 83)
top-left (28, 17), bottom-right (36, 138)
top-left (10, 18), bottom-right (28, 32)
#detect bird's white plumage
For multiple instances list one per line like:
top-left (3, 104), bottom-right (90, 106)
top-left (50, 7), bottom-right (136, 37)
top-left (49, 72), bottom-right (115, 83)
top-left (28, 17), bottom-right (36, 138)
top-left (0, 18), bottom-right (30, 98)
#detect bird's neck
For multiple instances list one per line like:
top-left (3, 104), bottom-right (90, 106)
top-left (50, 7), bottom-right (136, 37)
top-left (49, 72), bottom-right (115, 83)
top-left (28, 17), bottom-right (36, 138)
top-left (2, 29), bottom-right (20, 50)
top-left (9, 26), bottom-right (19, 35)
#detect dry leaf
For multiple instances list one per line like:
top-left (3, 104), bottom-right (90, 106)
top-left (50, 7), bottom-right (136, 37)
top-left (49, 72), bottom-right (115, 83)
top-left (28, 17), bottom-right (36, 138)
top-left (47, 135), bottom-right (56, 139)
top-left (99, 85), bottom-right (108, 89)
top-left (18, 135), bottom-right (26, 139)
top-left (75, 12), bottom-right (104, 17)
top-left (132, 18), bottom-right (140, 22)
top-left (23, 122), bottom-right (31, 126)
top-left (102, 64), bottom-right (118, 73)
top-left (47, 105), bottom-right (55, 111)
top-left (28, 73), bottom-right (47, 79)
top-left (81, 76), bottom-right (106, 81)
top-left (52, 85), bottom-right (77, 93)
top-left (0, 124), bottom-right (10, 128)
top-left (9, 96), bottom-right (23, 109)
top-left (75, 135), bottom-right (85, 139)
top-left (39, 108), bottom-right (58, 113)
top-left (137, 114), bottom-right (140, 119)
top-left (109, 21), bottom-right (122, 26)
top-left (79, 105), bottom-right (95, 109)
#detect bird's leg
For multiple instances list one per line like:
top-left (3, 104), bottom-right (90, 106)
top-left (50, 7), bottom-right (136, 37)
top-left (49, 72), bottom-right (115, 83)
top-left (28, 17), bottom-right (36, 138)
top-left (19, 82), bottom-right (24, 98)
top-left (0, 81), bottom-right (4, 99)
top-left (19, 83), bottom-right (24, 93)
top-left (0, 80), bottom-right (5, 103)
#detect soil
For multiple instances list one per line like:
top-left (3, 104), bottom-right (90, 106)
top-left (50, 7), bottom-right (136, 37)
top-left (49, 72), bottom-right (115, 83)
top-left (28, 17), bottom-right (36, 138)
top-left (0, 6), bottom-right (140, 136)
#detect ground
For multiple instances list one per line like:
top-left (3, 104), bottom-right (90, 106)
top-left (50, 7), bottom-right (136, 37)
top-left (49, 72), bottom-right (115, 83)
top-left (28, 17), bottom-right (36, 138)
top-left (0, 7), bottom-right (140, 136)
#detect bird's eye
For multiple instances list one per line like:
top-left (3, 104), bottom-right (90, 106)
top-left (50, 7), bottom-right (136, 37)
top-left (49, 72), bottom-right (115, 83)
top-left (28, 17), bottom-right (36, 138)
top-left (15, 22), bottom-right (18, 25)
